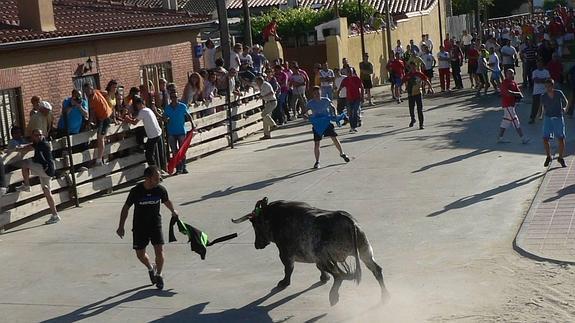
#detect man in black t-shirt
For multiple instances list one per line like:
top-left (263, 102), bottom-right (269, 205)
top-left (116, 166), bottom-right (179, 290)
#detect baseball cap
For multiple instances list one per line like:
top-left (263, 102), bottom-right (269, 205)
top-left (38, 101), bottom-right (52, 111)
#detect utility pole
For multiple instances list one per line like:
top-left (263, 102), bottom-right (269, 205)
top-left (358, 0), bottom-right (366, 57)
top-left (475, 0), bottom-right (481, 41)
top-left (384, 0), bottom-right (393, 57)
top-left (438, 0), bottom-right (443, 45)
top-left (242, 0), bottom-right (253, 47)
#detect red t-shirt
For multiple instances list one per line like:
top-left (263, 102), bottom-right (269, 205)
top-left (500, 79), bottom-right (519, 107)
top-left (443, 39), bottom-right (452, 51)
top-left (547, 60), bottom-right (563, 82)
top-left (388, 59), bottom-right (405, 77)
top-left (468, 48), bottom-right (479, 64)
top-left (262, 22), bottom-right (278, 41)
top-left (549, 21), bottom-right (565, 36)
top-left (341, 76), bottom-right (363, 101)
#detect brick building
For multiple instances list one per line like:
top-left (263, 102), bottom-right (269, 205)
top-left (0, 0), bottom-right (214, 146)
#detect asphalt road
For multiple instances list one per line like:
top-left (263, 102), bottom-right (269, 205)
top-left (2, 81), bottom-right (574, 322)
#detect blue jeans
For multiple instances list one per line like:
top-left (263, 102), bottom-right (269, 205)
top-left (168, 134), bottom-right (187, 172)
top-left (321, 86), bottom-right (333, 100)
top-left (347, 100), bottom-right (361, 129)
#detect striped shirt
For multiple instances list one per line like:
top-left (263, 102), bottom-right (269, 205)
top-left (522, 46), bottom-right (537, 62)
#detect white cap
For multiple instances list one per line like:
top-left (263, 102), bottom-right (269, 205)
top-left (38, 101), bottom-right (52, 111)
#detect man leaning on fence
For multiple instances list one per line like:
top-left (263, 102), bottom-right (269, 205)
top-left (15, 129), bottom-right (60, 224)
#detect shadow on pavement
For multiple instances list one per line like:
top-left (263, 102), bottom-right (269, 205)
top-left (41, 285), bottom-right (176, 323)
top-left (150, 282), bottom-right (326, 323)
top-left (543, 183), bottom-right (575, 203)
top-left (180, 168), bottom-right (332, 206)
top-left (412, 148), bottom-right (492, 173)
top-left (427, 172), bottom-right (544, 218)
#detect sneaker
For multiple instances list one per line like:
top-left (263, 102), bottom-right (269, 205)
top-left (260, 135), bottom-right (271, 140)
top-left (182, 169), bottom-right (189, 174)
top-left (353, 128), bottom-right (359, 133)
top-left (313, 161), bottom-right (320, 169)
top-left (558, 157), bottom-right (567, 168)
top-left (544, 156), bottom-right (552, 167)
top-left (0, 187), bottom-right (7, 197)
top-left (521, 137), bottom-right (531, 144)
top-left (155, 275), bottom-right (164, 290)
top-left (349, 128), bottom-right (356, 133)
top-left (148, 266), bottom-right (157, 285)
top-left (419, 125), bottom-right (424, 130)
top-left (45, 215), bottom-right (61, 225)
top-left (95, 159), bottom-right (104, 167)
top-left (16, 184), bottom-right (31, 192)
top-left (409, 120), bottom-right (415, 127)
top-left (340, 154), bottom-right (351, 162)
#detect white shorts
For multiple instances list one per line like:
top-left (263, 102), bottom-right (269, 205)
top-left (22, 160), bottom-right (52, 189)
top-left (500, 106), bottom-right (520, 129)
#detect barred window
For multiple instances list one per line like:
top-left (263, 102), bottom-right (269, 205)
top-left (140, 62), bottom-right (173, 93)
top-left (73, 74), bottom-right (100, 92)
top-left (0, 88), bottom-right (24, 147)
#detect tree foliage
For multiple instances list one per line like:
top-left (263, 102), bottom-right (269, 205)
top-left (452, 0), bottom-right (494, 15)
top-left (250, 2), bottom-right (378, 42)
top-left (543, 0), bottom-right (567, 11)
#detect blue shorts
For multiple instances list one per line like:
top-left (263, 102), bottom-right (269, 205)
top-left (392, 75), bottom-right (402, 86)
top-left (543, 116), bottom-right (565, 140)
top-left (490, 71), bottom-right (501, 80)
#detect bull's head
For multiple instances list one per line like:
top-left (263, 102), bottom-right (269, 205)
top-left (232, 197), bottom-right (271, 249)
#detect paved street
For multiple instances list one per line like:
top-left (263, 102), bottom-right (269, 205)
top-left (2, 80), bottom-right (575, 322)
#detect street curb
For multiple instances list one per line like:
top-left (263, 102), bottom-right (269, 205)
top-left (513, 167), bottom-right (575, 266)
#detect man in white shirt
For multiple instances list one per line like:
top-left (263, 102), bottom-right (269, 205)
top-left (529, 60), bottom-right (551, 123)
top-left (229, 43), bottom-right (242, 71)
top-left (203, 39), bottom-right (217, 70)
top-left (394, 39), bottom-right (405, 57)
top-left (437, 45), bottom-right (451, 92)
top-left (424, 34), bottom-right (434, 53)
top-left (255, 76), bottom-right (278, 139)
top-left (125, 96), bottom-right (166, 173)
top-left (319, 63), bottom-right (335, 100)
top-left (488, 47), bottom-right (501, 92)
top-left (334, 68), bottom-right (347, 117)
top-left (500, 39), bottom-right (518, 71)
top-left (289, 62), bottom-right (309, 117)
top-left (421, 46), bottom-right (436, 93)
top-left (461, 30), bottom-right (473, 61)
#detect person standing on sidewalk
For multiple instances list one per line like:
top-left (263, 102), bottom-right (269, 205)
top-left (306, 86), bottom-right (350, 169)
top-left (541, 79), bottom-right (568, 167)
top-left (401, 62), bottom-right (433, 129)
top-left (163, 86), bottom-right (192, 175)
top-left (529, 60), bottom-right (551, 124)
top-left (359, 53), bottom-right (375, 106)
top-left (255, 76), bottom-right (278, 140)
top-left (15, 129), bottom-right (60, 224)
top-left (421, 46), bottom-right (436, 94)
top-left (387, 52), bottom-right (406, 103)
top-left (488, 47), bottom-right (502, 93)
top-left (338, 68), bottom-right (364, 133)
top-left (437, 45), bottom-right (451, 92)
top-left (124, 97), bottom-right (167, 173)
top-left (116, 165), bottom-right (180, 290)
top-left (319, 63), bottom-right (335, 100)
top-left (450, 41), bottom-right (464, 89)
top-left (497, 69), bottom-right (530, 144)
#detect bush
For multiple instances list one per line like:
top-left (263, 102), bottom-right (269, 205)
top-left (338, 0), bottom-right (377, 24)
top-left (251, 8), bottom-right (334, 42)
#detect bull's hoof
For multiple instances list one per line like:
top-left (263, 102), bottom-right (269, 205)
top-left (276, 279), bottom-right (290, 289)
top-left (329, 291), bottom-right (339, 306)
top-left (319, 273), bottom-right (330, 284)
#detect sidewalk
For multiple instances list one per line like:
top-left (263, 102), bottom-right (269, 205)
top-left (515, 155), bottom-right (575, 264)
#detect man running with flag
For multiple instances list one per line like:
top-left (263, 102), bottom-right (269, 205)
top-left (498, 69), bottom-right (530, 144)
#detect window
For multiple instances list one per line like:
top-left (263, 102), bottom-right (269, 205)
top-left (140, 62), bottom-right (173, 93)
top-left (73, 74), bottom-right (100, 92)
top-left (0, 88), bottom-right (24, 147)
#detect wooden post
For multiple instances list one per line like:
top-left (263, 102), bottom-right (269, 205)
top-left (242, 0), bottom-right (253, 47)
top-left (62, 110), bottom-right (80, 207)
top-left (216, 0), bottom-right (234, 148)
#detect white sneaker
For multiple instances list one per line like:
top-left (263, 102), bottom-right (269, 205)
top-left (16, 184), bottom-right (31, 192)
top-left (95, 159), bottom-right (103, 166)
top-left (45, 215), bottom-right (61, 225)
top-left (0, 187), bottom-right (7, 196)
top-left (349, 129), bottom-right (356, 133)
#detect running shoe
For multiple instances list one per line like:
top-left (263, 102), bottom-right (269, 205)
top-left (409, 120), bottom-right (415, 127)
top-left (558, 157), bottom-right (567, 168)
top-left (155, 275), bottom-right (164, 290)
top-left (45, 215), bottom-right (61, 225)
top-left (0, 187), bottom-right (7, 197)
top-left (340, 154), bottom-right (351, 162)
top-left (544, 156), bottom-right (552, 167)
top-left (313, 161), bottom-right (320, 169)
top-left (16, 184), bottom-right (31, 192)
top-left (148, 266), bottom-right (157, 285)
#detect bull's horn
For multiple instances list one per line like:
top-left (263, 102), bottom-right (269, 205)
top-left (231, 213), bottom-right (252, 223)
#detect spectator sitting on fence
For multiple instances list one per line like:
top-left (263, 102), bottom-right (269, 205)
top-left (57, 89), bottom-right (89, 136)
top-left (15, 129), bottom-right (60, 224)
top-left (83, 83), bottom-right (113, 166)
top-left (262, 18), bottom-right (280, 42)
top-left (202, 72), bottom-right (218, 115)
top-left (182, 73), bottom-right (204, 107)
top-left (26, 98), bottom-right (53, 139)
top-left (104, 80), bottom-right (119, 122)
top-left (228, 67), bottom-right (242, 97)
top-left (123, 96), bottom-right (168, 175)
top-left (164, 85), bottom-right (192, 175)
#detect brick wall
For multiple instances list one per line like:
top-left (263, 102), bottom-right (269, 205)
top-left (0, 41), bottom-right (196, 126)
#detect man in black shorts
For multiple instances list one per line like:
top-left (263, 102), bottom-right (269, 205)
top-left (116, 166), bottom-right (180, 289)
top-left (359, 53), bottom-right (374, 106)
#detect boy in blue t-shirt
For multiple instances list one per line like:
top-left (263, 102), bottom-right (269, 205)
top-left (306, 86), bottom-right (350, 169)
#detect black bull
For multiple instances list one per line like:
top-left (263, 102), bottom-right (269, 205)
top-left (232, 198), bottom-right (390, 305)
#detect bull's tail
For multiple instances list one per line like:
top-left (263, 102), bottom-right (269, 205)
top-left (353, 224), bottom-right (362, 285)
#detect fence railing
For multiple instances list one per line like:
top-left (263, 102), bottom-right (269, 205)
top-left (0, 89), bottom-right (263, 231)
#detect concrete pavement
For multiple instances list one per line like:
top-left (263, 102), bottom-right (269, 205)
top-left (1, 78), bottom-right (574, 322)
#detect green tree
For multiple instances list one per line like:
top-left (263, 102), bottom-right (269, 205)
top-left (452, 0), bottom-right (494, 15)
top-left (338, 1), bottom-right (377, 24)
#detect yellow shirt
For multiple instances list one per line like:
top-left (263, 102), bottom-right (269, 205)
top-left (26, 111), bottom-right (53, 137)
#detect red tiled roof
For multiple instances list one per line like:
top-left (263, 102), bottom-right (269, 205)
top-left (124, 0), bottom-right (218, 15)
top-left (226, 0), bottom-right (437, 15)
top-left (0, 0), bottom-right (212, 45)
